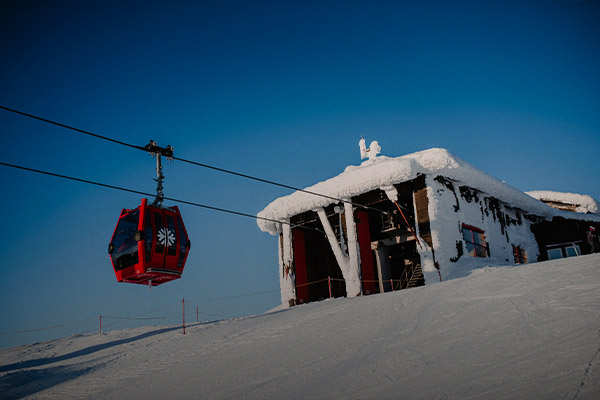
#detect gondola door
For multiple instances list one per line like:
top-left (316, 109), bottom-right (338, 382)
top-left (148, 208), bottom-right (168, 271)
top-left (162, 208), bottom-right (180, 270)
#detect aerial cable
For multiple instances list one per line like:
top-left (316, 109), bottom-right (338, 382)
top-left (0, 161), bottom-right (324, 234)
top-left (171, 155), bottom-right (397, 214)
top-left (0, 324), bottom-right (64, 335)
top-left (0, 105), bottom-right (402, 215)
top-left (0, 105), bottom-right (146, 152)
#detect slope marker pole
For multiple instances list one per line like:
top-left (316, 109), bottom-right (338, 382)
top-left (182, 298), bottom-right (186, 335)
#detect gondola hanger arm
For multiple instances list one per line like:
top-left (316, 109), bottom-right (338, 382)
top-left (144, 140), bottom-right (174, 207)
top-left (144, 140), bottom-right (174, 160)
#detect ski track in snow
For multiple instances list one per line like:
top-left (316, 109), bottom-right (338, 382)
top-left (572, 333), bottom-right (600, 400)
top-left (1, 254), bottom-right (599, 399)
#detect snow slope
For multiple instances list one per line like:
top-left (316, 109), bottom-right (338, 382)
top-left (1, 255), bottom-right (599, 399)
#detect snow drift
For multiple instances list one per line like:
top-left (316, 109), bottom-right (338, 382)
top-left (1, 254), bottom-right (599, 399)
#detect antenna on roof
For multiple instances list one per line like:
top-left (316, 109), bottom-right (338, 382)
top-left (359, 136), bottom-right (381, 161)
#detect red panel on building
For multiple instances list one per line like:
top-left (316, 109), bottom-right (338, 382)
top-left (292, 229), bottom-right (309, 304)
top-left (356, 211), bottom-right (377, 295)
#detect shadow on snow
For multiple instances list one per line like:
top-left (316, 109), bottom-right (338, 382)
top-left (0, 324), bottom-right (211, 398)
top-left (0, 364), bottom-right (97, 400)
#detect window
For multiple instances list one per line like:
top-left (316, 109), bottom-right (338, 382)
top-left (547, 248), bottom-right (563, 260)
top-left (462, 224), bottom-right (487, 258)
top-left (166, 215), bottom-right (177, 256)
top-left (144, 213), bottom-right (153, 262)
top-left (110, 209), bottom-right (140, 271)
top-left (380, 212), bottom-right (394, 232)
top-left (177, 215), bottom-right (189, 268)
top-left (153, 212), bottom-right (165, 254)
top-left (513, 245), bottom-right (527, 264)
top-left (546, 242), bottom-right (581, 260)
top-left (565, 244), bottom-right (580, 257)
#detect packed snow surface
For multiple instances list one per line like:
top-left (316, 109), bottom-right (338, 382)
top-left (257, 148), bottom-right (590, 235)
top-left (526, 190), bottom-right (599, 214)
top-left (1, 254), bottom-right (599, 399)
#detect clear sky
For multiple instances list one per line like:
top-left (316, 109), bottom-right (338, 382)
top-left (1, 0), bottom-right (599, 348)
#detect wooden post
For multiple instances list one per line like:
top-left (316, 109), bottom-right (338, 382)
top-left (328, 276), bottom-right (332, 299)
top-left (99, 315), bottom-right (102, 334)
top-left (196, 305), bottom-right (199, 322)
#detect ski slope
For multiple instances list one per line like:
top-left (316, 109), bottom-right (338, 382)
top-left (1, 254), bottom-right (599, 399)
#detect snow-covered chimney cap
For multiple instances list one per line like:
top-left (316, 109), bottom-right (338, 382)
top-left (359, 136), bottom-right (381, 161)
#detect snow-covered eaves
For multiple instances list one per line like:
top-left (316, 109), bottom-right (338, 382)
top-left (526, 190), bottom-right (599, 215)
top-left (257, 148), bottom-right (600, 235)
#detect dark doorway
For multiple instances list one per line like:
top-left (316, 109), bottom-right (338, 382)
top-left (304, 229), bottom-right (346, 301)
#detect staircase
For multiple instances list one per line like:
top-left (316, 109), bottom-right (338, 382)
top-left (405, 262), bottom-right (425, 289)
top-left (390, 261), bottom-right (426, 291)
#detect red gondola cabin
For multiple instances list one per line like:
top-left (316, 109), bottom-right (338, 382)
top-left (109, 198), bottom-right (190, 286)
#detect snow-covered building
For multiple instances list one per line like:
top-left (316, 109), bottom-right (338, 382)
top-left (257, 144), bottom-right (600, 307)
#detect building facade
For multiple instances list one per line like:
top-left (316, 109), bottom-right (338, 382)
top-left (257, 147), bottom-right (600, 307)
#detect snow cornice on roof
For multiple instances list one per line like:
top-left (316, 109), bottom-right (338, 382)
top-left (257, 148), bottom-right (599, 235)
top-left (526, 190), bottom-right (599, 215)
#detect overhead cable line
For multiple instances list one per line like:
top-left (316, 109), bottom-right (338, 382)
top-left (190, 289), bottom-right (279, 303)
top-left (102, 315), bottom-right (172, 321)
top-left (0, 105), bottom-right (146, 152)
top-left (0, 105), bottom-right (399, 215)
top-left (0, 324), bottom-right (64, 335)
top-left (0, 161), bottom-right (324, 234)
top-left (171, 155), bottom-right (396, 214)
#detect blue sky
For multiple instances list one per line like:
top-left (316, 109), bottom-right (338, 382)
top-left (1, 0), bottom-right (599, 348)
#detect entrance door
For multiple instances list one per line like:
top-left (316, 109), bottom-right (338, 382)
top-left (292, 229), bottom-right (309, 304)
top-left (356, 211), bottom-right (377, 295)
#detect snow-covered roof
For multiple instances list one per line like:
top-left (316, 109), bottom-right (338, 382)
top-left (257, 148), bottom-right (598, 235)
top-left (526, 190), bottom-right (599, 215)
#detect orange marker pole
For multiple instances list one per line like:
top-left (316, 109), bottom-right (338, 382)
top-left (182, 298), bottom-right (186, 335)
